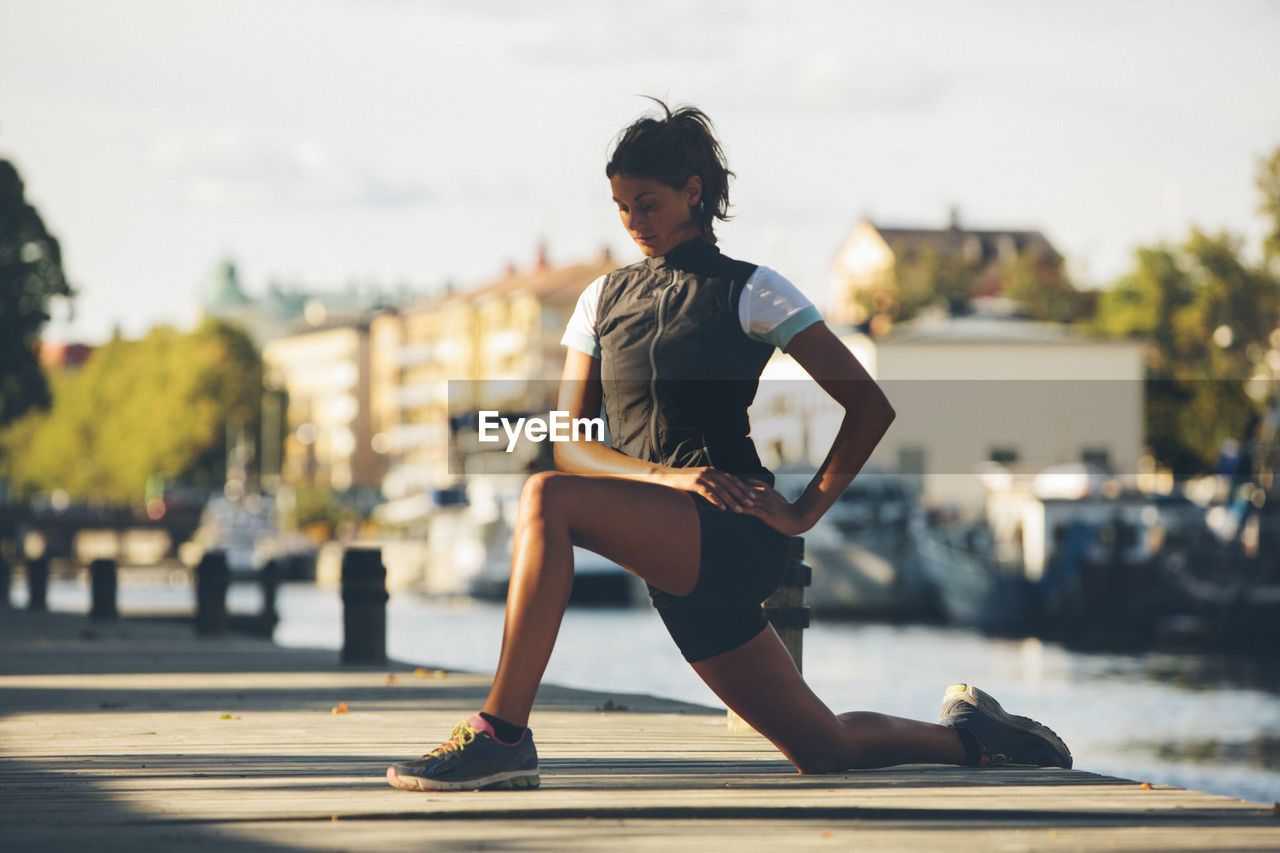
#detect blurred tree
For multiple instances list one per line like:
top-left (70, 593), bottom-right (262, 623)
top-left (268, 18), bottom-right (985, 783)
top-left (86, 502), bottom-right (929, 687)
top-left (1257, 147), bottom-right (1280, 270)
top-left (0, 319), bottom-right (263, 504)
top-left (1095, 247), bottom-right (1197, 364)
top-left (890, 245), bottom-right (973, 319)
top-left (1002, 246), bottom-right (1090, 324)
top-left (1093, 153), bottom-right (1280, 475)
top-left (0, 159), bottom-right (74, 427)
top-left (887, 240), bottom-right (1083, 325)
top-left (896, 244), bottom-right (962, 317)
top-left (292, 483), bottom-right (357, 530)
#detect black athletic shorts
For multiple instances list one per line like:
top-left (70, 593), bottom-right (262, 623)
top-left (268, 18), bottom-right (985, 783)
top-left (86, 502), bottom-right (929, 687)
top-left (647, 495), bottom-right (790, 663)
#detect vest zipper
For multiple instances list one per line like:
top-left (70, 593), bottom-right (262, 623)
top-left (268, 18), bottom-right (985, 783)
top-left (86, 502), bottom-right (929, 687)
top-left (648, 272), bottom-right (677, 458)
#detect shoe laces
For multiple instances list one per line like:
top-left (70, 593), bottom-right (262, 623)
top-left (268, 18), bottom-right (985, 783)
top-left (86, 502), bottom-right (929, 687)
top-left (426, 720), bottom-right (478, 758)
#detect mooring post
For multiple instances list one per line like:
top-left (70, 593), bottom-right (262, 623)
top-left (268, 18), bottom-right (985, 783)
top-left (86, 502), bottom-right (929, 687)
top-left (194, 550), bottom-right (230, 635)
top-left (259, 557), bottom-right (280, 632)
top-left (728, 536), bottom-right (811, 732)
top-left (26, 555), bottom-right (49, 611)
top-left (90, 557), bottom-right (118, 620)
top-left (341, 547), bottom-right (388, 664)
top-left (0, 552), bottom-right (10, 609)
top-left (763, 536), bottom-right (812, 668)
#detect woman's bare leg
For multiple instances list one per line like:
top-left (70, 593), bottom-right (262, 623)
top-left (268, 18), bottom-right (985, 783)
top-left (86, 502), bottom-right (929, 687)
top-left (480, 470), bottom-right (965, 772)
top-left (482, 472), bottom-right (702, 727)
top-left (692, 626), bottom-right (968, 772)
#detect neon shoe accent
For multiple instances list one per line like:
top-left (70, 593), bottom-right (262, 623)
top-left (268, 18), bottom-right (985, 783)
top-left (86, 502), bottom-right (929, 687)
top-left (387, 714), bottom-right (540, 791)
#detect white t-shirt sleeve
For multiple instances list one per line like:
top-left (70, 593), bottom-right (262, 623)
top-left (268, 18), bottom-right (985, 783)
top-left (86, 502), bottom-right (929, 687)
top-left (739, 266), bottom-right (823, 348)
top-left (560, 274), bottom-right (606, 358)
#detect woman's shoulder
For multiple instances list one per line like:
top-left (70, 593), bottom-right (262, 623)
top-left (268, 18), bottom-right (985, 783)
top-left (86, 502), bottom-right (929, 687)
top-left (741, 264), bottom-right (810, 301)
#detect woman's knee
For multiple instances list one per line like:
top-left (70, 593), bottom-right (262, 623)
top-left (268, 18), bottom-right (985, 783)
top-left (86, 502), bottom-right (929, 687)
top-left (788, 714), bottom-right (888, 773)
top-left (517, 471), bottom-right (573, 525)
top-left (781, 724), bottom-right (858, 774)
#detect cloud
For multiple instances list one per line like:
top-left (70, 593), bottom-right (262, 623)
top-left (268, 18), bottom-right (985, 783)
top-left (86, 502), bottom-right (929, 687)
top-left (709, 50), bottom-right (956, 117)
top-left (144, 129), bottom-right (433, 208)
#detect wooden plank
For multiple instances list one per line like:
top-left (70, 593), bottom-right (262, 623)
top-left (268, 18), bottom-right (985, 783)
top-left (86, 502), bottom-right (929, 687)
top-left (1, 608), bottom-right (1277, 852)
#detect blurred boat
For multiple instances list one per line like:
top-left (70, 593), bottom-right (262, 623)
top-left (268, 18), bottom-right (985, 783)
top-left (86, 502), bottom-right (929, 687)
top-left (919, 469), bottom-right (1280, 646)
top-left (804, 474), bottom-right (939, 619)
top-left (196, 494), bottom-right (317, 580)
top-left (916, 521), bottom-right (1038, 632)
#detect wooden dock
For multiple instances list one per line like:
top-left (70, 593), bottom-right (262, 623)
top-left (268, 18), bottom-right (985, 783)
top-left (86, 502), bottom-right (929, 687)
top-left (1, 608), bottom-right (1276, 851)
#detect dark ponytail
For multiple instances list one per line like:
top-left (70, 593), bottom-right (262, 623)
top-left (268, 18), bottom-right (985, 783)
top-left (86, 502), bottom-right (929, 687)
top-left (605, 98), bottom-right (734, 242)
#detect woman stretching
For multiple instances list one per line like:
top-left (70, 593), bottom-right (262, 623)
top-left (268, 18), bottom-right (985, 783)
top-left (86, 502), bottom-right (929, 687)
top-left (388, 100), bottom-right (1071, 791)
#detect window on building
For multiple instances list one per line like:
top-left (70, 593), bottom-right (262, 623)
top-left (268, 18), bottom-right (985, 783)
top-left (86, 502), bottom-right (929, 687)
top-left (989, 446), bottom-right (1019, 466)
top-left (898, 447), bottom-right (926, 491)
top-left (1081, 448), bottom-right (1111, 471)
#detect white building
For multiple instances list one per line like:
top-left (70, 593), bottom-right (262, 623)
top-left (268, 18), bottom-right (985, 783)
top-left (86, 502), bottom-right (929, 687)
top-left (752, 308), bottom-right (1146, 514)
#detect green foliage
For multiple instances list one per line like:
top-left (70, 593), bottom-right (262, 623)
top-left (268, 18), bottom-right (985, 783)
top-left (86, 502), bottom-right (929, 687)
top-left (0, 159), bottom-right (75, 427)
top-left (1095, 247), bottom-right (1187, 345)
top-left (291, 483), bottom-right (356, 529)
top-left (0, 319), bottom-right (264, 504)
top-left (1257, 147), bottom-right (1280, 269)
top-left (890, 245), bottom-right (972, 319)
top-left (1093, 153), bottom-right (1280, 475)
top-left (1002, 246), bottom-right (1089, 323)
top-left (887, 241), bottom-right (1082, 324)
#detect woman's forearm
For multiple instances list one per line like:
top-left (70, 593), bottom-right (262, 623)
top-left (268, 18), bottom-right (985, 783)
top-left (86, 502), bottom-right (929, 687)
top-left (792, 387), bottom-right (896, 531)
top-left (553, 437), bottom-right (666, 482)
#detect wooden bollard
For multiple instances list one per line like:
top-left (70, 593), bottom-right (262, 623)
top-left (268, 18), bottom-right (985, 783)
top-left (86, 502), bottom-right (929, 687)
top-left (0, 553), bottom-right (10, 609)
top-left (762, 536), bottom-right (812, 669)
top-left (26, 555), bottom-right (49, 611)
top-left (90, 557), bottom-right (118, 620)
top-left (194, 550), bottom-right (230, 635)
top-left (341, 548), bottom-right (388, 664)
top-left (729, 536), bottom-right (811, 733)
top-left (259, 558), bottom-right (280, 631)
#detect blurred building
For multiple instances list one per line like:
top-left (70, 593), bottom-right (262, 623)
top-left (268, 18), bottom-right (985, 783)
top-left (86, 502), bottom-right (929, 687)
top-left (262, 317), bottom-right (385, 495)
top-left (37, 340), bottom-right (94, 369)
top-left (870, 308), bottom-right (1145, 511)
top-left (753, 305), bottom-right (1145, 514)
top-left (376, 248), bottom-right (617, 501)
top-left (199, 257), bottom-right (422, 346)
top-left (827, 212), bottom-right (1061, 326)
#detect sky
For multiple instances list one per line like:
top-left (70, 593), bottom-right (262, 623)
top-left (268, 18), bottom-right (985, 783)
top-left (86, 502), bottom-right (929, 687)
top-left (3, 0), bottom-right (1279, 344)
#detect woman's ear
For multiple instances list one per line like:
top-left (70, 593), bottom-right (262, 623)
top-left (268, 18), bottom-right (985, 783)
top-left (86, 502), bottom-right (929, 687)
top-left (683, 174), bottom-right (703, 210)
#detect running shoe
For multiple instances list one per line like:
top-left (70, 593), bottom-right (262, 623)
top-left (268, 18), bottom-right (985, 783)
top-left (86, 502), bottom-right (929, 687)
top-left (939, 683), bottom-right (1073, 768)
top-left (386, 714), bottom-right (540, 791)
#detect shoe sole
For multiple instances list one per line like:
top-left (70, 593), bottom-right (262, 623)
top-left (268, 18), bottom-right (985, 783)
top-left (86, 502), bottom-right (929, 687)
top-left (944, 683), bottom-right (1073, 769)
top-left (386, 765), bottom-right (541, 792)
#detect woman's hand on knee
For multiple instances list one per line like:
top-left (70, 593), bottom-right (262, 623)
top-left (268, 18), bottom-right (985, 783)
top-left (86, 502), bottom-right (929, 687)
top-left (658, 467), bottom-right (755, 511)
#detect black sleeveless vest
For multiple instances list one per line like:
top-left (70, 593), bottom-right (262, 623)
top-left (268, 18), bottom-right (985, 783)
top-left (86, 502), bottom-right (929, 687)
top-left (595, 238), bottom-right (777, 485)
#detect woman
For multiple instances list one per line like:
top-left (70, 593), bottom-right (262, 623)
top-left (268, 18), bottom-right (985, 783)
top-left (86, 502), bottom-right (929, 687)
top-left (387, 100), bottom-right (1071, 792)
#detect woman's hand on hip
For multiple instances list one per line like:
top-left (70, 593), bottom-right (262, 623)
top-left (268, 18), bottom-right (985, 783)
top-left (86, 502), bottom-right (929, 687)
top-left (737, 479), bottom-right (809, 535)
top-left (657, 467), bottom-right (756, 512)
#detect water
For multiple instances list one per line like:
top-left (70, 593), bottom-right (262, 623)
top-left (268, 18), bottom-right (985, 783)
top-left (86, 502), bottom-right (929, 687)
top-left (10, 574), bottom-right (1279, 806)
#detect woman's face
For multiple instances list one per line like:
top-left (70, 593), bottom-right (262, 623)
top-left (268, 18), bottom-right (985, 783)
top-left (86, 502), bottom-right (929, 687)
top-left (610, 174), bottom-right (702, 257)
